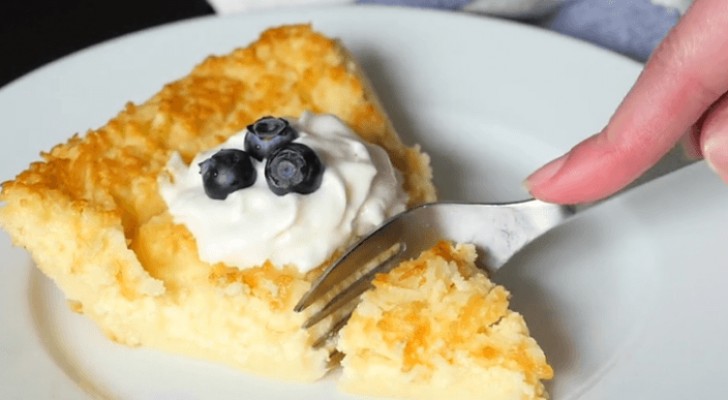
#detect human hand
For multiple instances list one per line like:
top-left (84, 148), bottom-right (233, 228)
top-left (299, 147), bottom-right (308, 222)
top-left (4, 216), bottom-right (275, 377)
top-left (524, 0), bottom-right (728, 204)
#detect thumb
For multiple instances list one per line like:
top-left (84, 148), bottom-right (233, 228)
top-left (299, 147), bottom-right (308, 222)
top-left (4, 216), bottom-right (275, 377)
top-left (525, 0), bottom-right (728, 204)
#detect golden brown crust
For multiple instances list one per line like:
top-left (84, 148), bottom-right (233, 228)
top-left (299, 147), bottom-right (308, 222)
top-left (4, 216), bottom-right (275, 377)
top-left (3, 24), bottom-right (435, 238)
top-left (338, 242), bottom-right (552, 399)
top-left (0, 24), bottom-right (435, 382)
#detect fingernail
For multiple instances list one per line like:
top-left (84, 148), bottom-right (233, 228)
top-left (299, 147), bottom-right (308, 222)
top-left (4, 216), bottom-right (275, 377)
top-left (524, 154), bottom-right (568, 191)
top-left (680, 126), bottom-right (703, 160)
top-left (703, 134), bottom-right (728, 182)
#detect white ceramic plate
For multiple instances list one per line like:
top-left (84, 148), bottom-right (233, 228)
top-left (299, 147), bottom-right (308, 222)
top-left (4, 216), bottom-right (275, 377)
top-left (1, 5), bottom-right (727, 400)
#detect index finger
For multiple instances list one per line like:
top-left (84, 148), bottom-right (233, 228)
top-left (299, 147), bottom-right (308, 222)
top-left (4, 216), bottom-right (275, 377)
top-left (525, 0), bottom-right (728, 203)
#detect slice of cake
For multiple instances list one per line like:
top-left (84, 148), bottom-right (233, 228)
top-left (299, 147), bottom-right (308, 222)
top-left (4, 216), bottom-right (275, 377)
top-left (0, 22), bottom-right (553, 397)
top-left (0, 24), bottom-right (435, 382)
top-left (338, 241), bottom-right (553, 399)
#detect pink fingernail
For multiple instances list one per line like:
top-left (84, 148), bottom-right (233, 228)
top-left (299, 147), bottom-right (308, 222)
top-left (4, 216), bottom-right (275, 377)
top-left (524, 154), bottom-right (568, 191)
top-left (703, 134), bottom-right (728, 182)
top-left (680, 126), bottom-right (704, 160)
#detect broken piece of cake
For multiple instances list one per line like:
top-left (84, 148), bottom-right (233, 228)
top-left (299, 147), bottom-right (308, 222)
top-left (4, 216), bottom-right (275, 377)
top-left (338, 241), bottom-right (553, 399)
top-left (0, 23), bottom-right (552, 398)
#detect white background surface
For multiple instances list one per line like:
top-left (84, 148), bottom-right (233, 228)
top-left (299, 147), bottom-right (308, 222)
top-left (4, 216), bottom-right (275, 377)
top-left (0, 5), bottom-right (726, 399)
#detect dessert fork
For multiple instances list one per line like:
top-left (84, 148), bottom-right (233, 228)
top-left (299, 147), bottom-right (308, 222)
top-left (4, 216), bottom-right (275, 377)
top-left (295, 146), bottom-right (699, 343)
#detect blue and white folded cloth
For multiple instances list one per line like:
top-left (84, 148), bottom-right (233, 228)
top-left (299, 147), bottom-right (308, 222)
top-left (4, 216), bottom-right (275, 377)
top-left (207, 0), bottom-right (692, 62)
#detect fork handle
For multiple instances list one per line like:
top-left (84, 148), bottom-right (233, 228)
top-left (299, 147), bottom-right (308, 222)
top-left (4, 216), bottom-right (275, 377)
top-left (571, 144), bottom-right (700, 214)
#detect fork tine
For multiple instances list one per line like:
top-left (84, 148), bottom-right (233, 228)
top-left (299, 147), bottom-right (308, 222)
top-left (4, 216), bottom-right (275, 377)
top-left (294, 216), bottom-right (406, 314)
top-left (311, 308), bottom-right (355, 349)
top-left (302, 241), bottom-right (404, 329)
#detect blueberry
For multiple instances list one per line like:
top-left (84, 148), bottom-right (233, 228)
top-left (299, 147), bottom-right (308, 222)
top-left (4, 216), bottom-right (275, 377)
top-left (265, 143), bottom-right (324, 196)
top-left (199, 149), bottom-right (257, 200)
top-left (244, 116), bottom-right (298, 161)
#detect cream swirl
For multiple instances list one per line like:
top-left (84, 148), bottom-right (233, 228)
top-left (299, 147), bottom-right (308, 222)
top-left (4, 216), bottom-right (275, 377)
top-left (159, 112), bottom-right (408, 272)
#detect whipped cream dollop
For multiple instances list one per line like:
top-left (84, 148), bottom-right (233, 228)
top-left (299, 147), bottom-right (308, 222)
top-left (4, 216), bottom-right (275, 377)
top-left (159, 112), bottom-right (408, 273)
